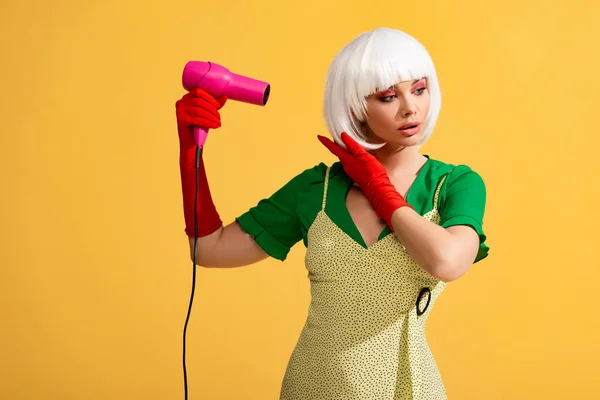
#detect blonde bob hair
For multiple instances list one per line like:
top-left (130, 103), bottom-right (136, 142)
top-left (323, 27), bottom-right (442, 151)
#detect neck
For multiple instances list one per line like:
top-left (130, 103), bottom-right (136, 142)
top-left (370, 143), bottom-right (426, 175)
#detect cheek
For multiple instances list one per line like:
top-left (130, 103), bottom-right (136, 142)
top-left (418, 93), bottom-right (431, 113)
top-left (366, 103), bottom-right (395, 125)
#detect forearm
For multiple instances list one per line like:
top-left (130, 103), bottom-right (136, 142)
top-left (316, 132), bottom-right (481, 280)
top-left (390, 207), bottom-right (476, 282)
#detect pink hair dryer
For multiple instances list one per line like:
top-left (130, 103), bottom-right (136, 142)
top-left (182, 61), bottom-right (271, 147)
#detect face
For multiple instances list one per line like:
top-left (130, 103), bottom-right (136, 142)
top-left (363, 78), bottom-right (430, 148)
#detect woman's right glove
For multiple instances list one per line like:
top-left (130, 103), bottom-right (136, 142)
top-left (318, 132), bottom-right (413, 231)
top-left (176, 88), bottom-right (227, 237)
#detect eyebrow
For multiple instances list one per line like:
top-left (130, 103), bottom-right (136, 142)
top-left (388, 78), bottom-right (425, 90)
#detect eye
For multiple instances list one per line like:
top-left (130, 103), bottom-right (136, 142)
top-left (378, 95), bottom-right (396, 102)
top-left (413, 80), bottom-right (427, 95)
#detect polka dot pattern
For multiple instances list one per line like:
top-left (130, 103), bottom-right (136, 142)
top-left (279, 167), bottom-right (449, 400)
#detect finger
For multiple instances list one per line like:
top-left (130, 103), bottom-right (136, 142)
top-left (187, 97), bottom-right (221, 119)
top-left (178, 108), bottom-right (220, 129)
top-left (179, 113), bottom-right (220, 129)
top-left (215, 95), bottom-right (228, 109)
top-left (188, 88), bottom-right (221, 109)
top-left (191, 117), bottom-right (220, 129)
top-left (188, 109), bottom-right (220, 127)
top-left (317, 135), bottom-right (350, 161)
top-left (340, 132), bottom-right (365, 156)
top-left (184, 105), bottom-right (219, 123)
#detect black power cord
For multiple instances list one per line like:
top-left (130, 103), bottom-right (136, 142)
top-left (182, 144), bottom-right (202, 400)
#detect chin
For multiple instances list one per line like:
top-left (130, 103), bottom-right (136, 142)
top-left (389, 132), bottom-right (421, 147)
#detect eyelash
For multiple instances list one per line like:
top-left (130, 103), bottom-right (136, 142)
top-left (379, 86), bottom-right (426, 102)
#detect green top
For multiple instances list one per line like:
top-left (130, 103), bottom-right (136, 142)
top-left (235, 156), bottom-right (489, 263)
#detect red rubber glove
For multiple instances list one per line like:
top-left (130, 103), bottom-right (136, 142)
top-left (317, 132), bottom-right (413, 230)
top-left (176, 88), bottom-right (227, 237)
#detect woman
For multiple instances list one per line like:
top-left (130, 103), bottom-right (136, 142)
top-left (176, 27), bottom-right (488, 399)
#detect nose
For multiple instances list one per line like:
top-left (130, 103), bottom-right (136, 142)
top-left (398, 99), bottom-right (417, 118)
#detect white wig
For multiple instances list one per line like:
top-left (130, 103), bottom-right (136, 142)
top-left (323, 27), bottom-right (442, 150)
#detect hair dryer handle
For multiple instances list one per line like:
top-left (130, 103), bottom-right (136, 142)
top-left (192, 126), bottom-right (209, 148)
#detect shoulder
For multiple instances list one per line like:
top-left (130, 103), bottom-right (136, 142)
top-left (284, 162), bottom-right (329, 190)
top-left (285, 161), bottom-right (346, 188)
top-left (424, 157), bottom-right (486, 193)
top-left (426, 158), bottom-right (490, 262)
top-left (275, 161), bottom-right (344, 202)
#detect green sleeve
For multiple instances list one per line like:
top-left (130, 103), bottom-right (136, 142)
top-left (439, 165), bottom-right (489, 263)
top-left (235, 163), bottom-right (327, 261)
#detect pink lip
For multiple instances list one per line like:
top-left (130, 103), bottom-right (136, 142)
top-left (398, 121), bottom-right (421, 136)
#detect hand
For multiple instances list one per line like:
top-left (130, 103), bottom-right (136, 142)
top-left (318, 132), bottom-right (388, 190)
top-left (318, 132), bottom-right (412, 229)
top-left (176, 88), bottom-right (227, 150)
top-left (176, 88), bottom-right (227, 238)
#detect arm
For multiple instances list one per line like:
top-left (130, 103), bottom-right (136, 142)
top-left (188, 222), bottom-right (269, 268)
top-left (187, 168), bottom-right (313, 267)
top-left (318, 132), bottom-right (487, 282)
top-left (176, 88), bottom-right (270, 268)
top-left (390, 208), bottom-right (479, 281)
top-left (390, 167), bottom-right (487, 281)
top-left (176, 88), bottom-right (309, 268)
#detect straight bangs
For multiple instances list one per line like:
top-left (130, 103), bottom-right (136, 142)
top-left (350, 32), bottom-right (436, 122)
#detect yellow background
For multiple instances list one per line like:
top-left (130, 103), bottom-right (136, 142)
top-left (1, 0), bottom-right (599, 398)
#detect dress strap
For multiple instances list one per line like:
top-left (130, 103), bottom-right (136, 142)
top-left (433, 173), bottom-right (448, 210)
top-left (322, 166), bottom-right (331, 211)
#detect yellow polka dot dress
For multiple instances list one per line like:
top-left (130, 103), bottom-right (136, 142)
top-left (279, 166), bottom-right (449, 400)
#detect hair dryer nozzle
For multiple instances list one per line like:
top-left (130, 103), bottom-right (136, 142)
top-left (228, 75), bottom-right (270, 106)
